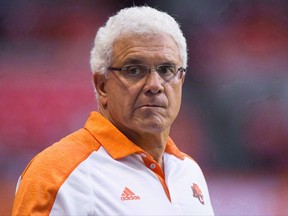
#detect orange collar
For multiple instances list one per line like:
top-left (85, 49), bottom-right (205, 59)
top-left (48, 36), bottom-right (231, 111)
top-left (84, 112), bottom-right (185, 160)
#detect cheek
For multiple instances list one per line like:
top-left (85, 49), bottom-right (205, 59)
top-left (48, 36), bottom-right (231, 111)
top-left (107, 94), bottom-right (126, 112)
top-left (167, 85), bottom-right (183, 114)
top-left (106, 85), bottom-right (136, 115)
top-left (169, 83), bottom-right (182, 101)
top-left (172, 96), bottom-right (182, 113)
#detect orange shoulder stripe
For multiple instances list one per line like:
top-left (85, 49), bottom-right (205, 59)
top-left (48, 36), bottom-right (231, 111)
top-left (12, 128), bottom-right (101, 216)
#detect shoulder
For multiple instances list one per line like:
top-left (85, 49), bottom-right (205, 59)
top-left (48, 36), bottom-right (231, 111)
top-left (22, 128), bottom-right (100, 178)
top-left (172, 153), bottom-right (206, 180)
top-left (12, 128), bottom-right (101, 215)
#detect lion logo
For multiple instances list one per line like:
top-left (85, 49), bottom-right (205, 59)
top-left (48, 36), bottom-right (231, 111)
top-left (191, 183), bottom-right (205, 205)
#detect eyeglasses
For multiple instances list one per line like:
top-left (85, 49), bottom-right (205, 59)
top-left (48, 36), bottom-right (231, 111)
top-left (107, 64), bottom-right (186, 83)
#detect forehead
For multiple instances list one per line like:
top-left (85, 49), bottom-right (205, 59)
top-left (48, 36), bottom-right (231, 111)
top-left (112, 33), bottom-right (181, 65)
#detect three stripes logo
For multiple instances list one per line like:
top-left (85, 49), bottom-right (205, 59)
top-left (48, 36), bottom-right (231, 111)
top-left (121, 187), bottom-right (140, 201)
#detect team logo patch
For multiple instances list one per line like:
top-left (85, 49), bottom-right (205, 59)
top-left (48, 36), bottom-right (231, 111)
top-left (191, 183), bottom-right (205, 205)
top-left (121, 187), bottom-right (140, 201)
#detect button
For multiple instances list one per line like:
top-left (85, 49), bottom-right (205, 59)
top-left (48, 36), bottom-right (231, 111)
top-left (149, 163), bottom-right (156, 169)
top-left (141, 153), bottom-right (147, 158)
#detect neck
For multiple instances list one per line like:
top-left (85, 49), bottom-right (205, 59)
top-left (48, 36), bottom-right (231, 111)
top-left (99, 107), bottom-right (170, 166)
top-left (126, 130), bottom-right (170, 166)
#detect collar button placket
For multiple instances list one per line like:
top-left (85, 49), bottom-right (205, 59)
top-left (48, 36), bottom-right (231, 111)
top-left (149, 163), bottom-right (156, 169)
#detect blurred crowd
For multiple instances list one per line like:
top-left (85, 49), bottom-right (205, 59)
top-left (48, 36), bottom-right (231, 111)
top-left (1, 0), bottom-right (288, 215)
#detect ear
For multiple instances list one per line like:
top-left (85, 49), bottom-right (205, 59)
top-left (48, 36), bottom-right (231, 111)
top-left (93, 73), bottom-right (108, 107)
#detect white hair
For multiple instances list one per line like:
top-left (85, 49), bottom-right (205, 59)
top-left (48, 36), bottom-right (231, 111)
top-left (90, 6), bottom-right (187, 75)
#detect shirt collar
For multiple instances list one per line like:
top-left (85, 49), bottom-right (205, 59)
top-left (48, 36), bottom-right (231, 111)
top-left (84, 111), bottom-right (185, 160)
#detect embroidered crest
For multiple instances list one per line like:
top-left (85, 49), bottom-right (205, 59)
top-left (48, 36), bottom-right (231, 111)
top-left (191, 183), bottom-right (205, 205)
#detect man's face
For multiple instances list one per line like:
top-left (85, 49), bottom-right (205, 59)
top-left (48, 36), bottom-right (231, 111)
top-left (97, 34), bottom-right (184, 138)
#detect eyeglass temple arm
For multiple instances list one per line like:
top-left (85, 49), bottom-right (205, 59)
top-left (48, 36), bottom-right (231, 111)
top-left (108, 67), bottom-right (122, 71)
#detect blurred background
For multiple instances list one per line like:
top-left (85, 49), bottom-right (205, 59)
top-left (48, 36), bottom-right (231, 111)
top-left (1, 0), bottom-right (288, 215)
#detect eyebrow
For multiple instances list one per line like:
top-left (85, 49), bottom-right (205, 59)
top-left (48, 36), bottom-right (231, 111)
top-left (158, 61), bottom-right (177, 66)
top-left (122, 58), bottom-right (144, 66)
top-left (122, 58), bottom-right (177, 66)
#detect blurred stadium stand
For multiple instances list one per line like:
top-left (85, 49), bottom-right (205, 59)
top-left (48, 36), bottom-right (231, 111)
top-left (1, 0), bottom-right (288, 215)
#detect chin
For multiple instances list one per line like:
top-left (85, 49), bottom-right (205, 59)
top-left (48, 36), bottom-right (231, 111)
top-left (139, 120), bottom-right (168, 133)
top-left (133, 113), bottom-right (172, 132)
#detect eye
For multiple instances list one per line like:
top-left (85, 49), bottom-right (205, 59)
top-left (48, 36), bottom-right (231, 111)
top-left (123, 65), bottom-right (146, 78)
top-left (157, 65), bottom-right (175, 77)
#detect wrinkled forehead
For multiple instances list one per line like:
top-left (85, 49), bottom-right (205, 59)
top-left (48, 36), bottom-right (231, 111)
top-left (114, 32), bottom-right (178, 48)
top-left (112, 33), bottom-right (181, 65)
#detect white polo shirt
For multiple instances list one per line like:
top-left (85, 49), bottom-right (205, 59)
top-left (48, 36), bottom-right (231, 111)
top-left (13, 112), bottom-right (214, 216)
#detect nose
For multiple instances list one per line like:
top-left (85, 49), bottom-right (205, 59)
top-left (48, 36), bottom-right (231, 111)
top-left (143, 70), bottom-right (164, 94)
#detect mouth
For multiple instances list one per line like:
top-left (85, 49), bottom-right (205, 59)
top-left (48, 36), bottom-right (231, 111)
top-left (136, 99), bottom-right (167, 109)
top-left (139, 104), bottom-right (165, 108)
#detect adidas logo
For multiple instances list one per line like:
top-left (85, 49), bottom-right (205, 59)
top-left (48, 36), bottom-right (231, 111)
top-left (121, 187), bottom-right (140, 201)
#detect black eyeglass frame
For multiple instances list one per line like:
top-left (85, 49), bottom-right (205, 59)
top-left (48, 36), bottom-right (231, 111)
top-left (107, 65), bottom-right (186, 82)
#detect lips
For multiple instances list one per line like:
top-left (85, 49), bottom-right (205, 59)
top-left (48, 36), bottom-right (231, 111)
top-left (137, 102), bottom-right (166, 108)
top-left (140, 105), bottom-right (163, 108)
top-left (136, 97), bottom-right (167, 109)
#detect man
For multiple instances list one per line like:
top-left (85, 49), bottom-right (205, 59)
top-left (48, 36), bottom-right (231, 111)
top-left (12, 6), bottom-right (214, 215)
